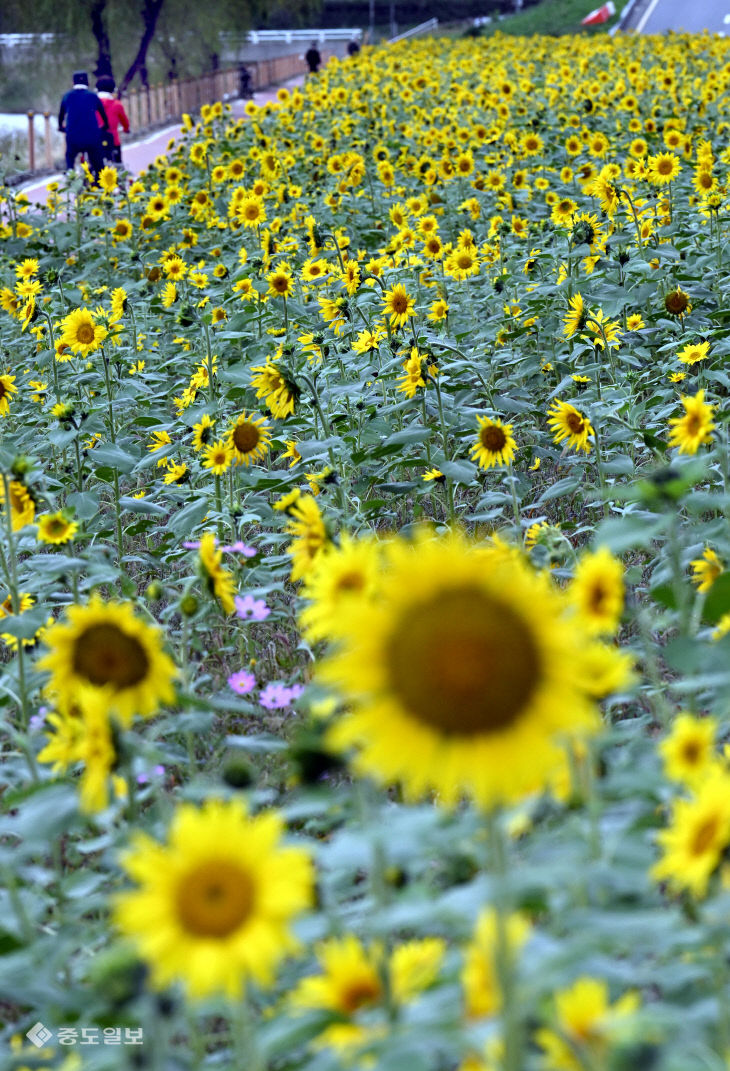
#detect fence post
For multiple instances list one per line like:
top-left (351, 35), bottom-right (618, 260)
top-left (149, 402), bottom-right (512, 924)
top-left (27, 111), bottom-right (35, 171)
top-left (43, 112), bottom-right (52, 168)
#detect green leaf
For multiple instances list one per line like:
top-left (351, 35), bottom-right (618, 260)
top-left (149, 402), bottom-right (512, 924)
top-left (439, 459), bottom-right (478, 485)
top-left (702, 572), bottom-right (730, 624)
top-left (91, 444), bottom-right (138, 473)
top-left (66, 491), bottom-right (100, 520)
top-left (119, 496), bottom-right (167, 516)
top-left (168, 497), bottom-right (210, 538)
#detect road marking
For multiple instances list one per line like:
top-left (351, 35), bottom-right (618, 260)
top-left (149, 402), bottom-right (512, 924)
top-left (635, 0), bottom-right (663, 31)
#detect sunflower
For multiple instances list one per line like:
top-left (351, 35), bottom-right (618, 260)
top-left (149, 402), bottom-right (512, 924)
top-left (547, 400), bottom-right (594, 453)
top-left (60, 307), bottom-right (108, 356)
top-left (236, 194), bottom-right (266, 228)
top-left (37, 511), bottom-right (79, 545)
top-left (198, 531), bottom-right (236, 613)
top-left (290, 934), bottom-right (444, 1052)
top-left (97, 165), bottom-right (118, 193)
top-left (202, 439), bottom-right (233, 475)
top-left (659, 713), bottom-right (719, 789)
top-left (664, 287), bottom-right (691, 318)
top-left (0, 373), bottom-right (17, 418)
top-left (299, 533), bottom-right (380, 643)
top-left (562, 293), bottom-right (586, 338)
top-left (536, 977), bottom-right (639, 1071)
top-left (114, 797), bottom-right (314, 999)
top-left (0, 591), bottom-right (45, 648)
top-left (470, 416), bottom-right (517, 470)
top-left (191, 413), bottom-right (215, 452)
top-left (286, 494), bottom-right (329, 582)
top-left (690, 547), bottom-right (723, 592)
top-left (568, 547), bottom-right (624, 635)
top-left (38, 697), bottom-right (122, 814)
top-left (112, 219), bottom-right (132, 241)
top-left (322, 530), bottom-right (628, 808)
top-left (551, 197), bottom-right (577, 228)
top-left (444, 247), bottom-right (480, 280)
top-left (227, 411), bottom-right (271, 467)
top-left (462, 908), bottom-right (530, 1019)
top-left (266, 262), bottom-right (295, 298)
top-left (250, 360), bottom-right (299, 419)
top-left (37, 597), bottom-right (177, 726)
top-left (677, 340), bottom-right (710, 366)
top-left (651, 771), bottom-right (730, 898)
top-left (0, 479), bottom-right (35, 531)
top-left (648, 152), bottom-right (681, 184)
top-left (383, 283), bottom-right (415, 327)
top-left (667, 389), bottom-right (715, 455)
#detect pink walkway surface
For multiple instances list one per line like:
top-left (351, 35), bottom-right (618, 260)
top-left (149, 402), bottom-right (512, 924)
top-left (18, 77), bottom-right (303, 209)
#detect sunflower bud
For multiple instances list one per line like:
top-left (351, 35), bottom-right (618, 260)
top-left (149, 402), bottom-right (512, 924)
top-left (145, 581), bottom-right (163, 602)
top-left (179, 593), bottom-right (198, 616)
top-left (10, 455), bottom-right (32, 478)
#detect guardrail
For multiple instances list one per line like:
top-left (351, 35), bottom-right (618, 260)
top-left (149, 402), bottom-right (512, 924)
top-left (389, 17), bottom-right (439, 42)
top-left (246, 28), bottom-right (362, 44)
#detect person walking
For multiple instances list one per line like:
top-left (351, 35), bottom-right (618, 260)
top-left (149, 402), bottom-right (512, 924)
top-left (58, 71), bottom-right (110, 180)
top-left (305, 42), bottom-right (322, 75)
top-left (95, 76), bottom-right (130, 165)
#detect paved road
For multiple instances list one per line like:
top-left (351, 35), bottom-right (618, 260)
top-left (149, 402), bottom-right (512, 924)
top-left (623, 0), bottom-right (730, 33)
top-left (19, 76), bottom-right (303, 209)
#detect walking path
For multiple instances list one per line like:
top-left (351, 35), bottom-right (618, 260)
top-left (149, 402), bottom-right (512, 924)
top-left (18, 76), bottom-right (303, 209)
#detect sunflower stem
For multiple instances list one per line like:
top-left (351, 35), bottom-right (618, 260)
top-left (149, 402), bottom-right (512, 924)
top-left (507, 465), bottom-right (521, 530)
top-left (2, 472), bottom-right (31, 732)
top-left (232, 993), bottom-right (264, 1071)
top-left (485, 807), bottom-right (523, 1071)
top-left (591, 426), bottom-right (610, 520)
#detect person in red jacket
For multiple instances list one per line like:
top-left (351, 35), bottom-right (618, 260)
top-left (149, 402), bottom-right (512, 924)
top-left (95, 76), bottom-right (130, 165)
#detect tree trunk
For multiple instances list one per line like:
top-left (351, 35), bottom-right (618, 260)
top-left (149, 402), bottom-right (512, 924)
top-left (90, 0), bottom-right (114, 80)
top-left (119, 0), bottom-right (166, 94)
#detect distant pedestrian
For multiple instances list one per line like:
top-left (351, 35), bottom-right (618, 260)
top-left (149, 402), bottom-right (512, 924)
top-left (96, 76), bottom-right (130, 165)
top-left (58, 71), bottom-right (110, 180)
top-left (347, 39), bottom-right (360, 56)
top-left (305, 42), bottom-right (322, 74)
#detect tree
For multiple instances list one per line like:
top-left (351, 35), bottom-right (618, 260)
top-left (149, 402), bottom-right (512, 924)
top-left (118, 0), bottom-right (166, 92)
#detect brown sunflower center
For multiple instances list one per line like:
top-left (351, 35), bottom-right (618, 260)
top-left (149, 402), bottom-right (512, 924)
top-left (73, 624), bottom-right (150, 689)
top-left (566, 412), bottom-right (586, 434)
top-left (340, 976), bottom-right (382, 1014)
top-left (385, 586), bottom-right (542, 737)
top-left (335, 571), bottom-right (366, 594)
top-left (691, 816), bottom-right (719, 856)
top-left (665, 291), bottom-right (688, 315)
top-left (588, 582), bottom-right (607, 613)
top-left (481, 425), bottom-right (507, 452)
top-left (177, 860), bottom-right (254, 938)
top-left (686, 414), bottom-right (702, 435)
top-left (76, 323), bottom-right (95, 345)
top-left (657, 159), bottom-right (673, 175)
top-left (682, 741), bottom-right (701, 765)
top-left (232, 422), bottom-right (261, 454)
top-left (271, 275), bottom-right (289, 294)
top-left (389, 291), bottom-right (408, 314)
top-left (46, 518), bottom-right (68, 537)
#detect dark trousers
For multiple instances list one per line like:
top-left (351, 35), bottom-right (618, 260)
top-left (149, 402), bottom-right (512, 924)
top-left (65, 140), bottom-right (104, 178)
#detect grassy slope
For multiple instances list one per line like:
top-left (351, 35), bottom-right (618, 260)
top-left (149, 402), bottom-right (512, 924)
top-left (478, 0), bottom-right (631, 36)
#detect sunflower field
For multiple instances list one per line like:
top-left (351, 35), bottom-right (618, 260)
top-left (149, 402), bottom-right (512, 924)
top-left (5, 25), bottom-right (730, 1071)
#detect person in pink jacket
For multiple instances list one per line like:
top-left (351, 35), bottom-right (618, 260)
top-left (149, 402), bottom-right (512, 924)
top-left (95, 76), bottom-right (130, 165)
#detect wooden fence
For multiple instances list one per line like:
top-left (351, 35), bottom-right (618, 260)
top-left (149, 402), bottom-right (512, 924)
top-left (21, 53), bottom-right (331, 176)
